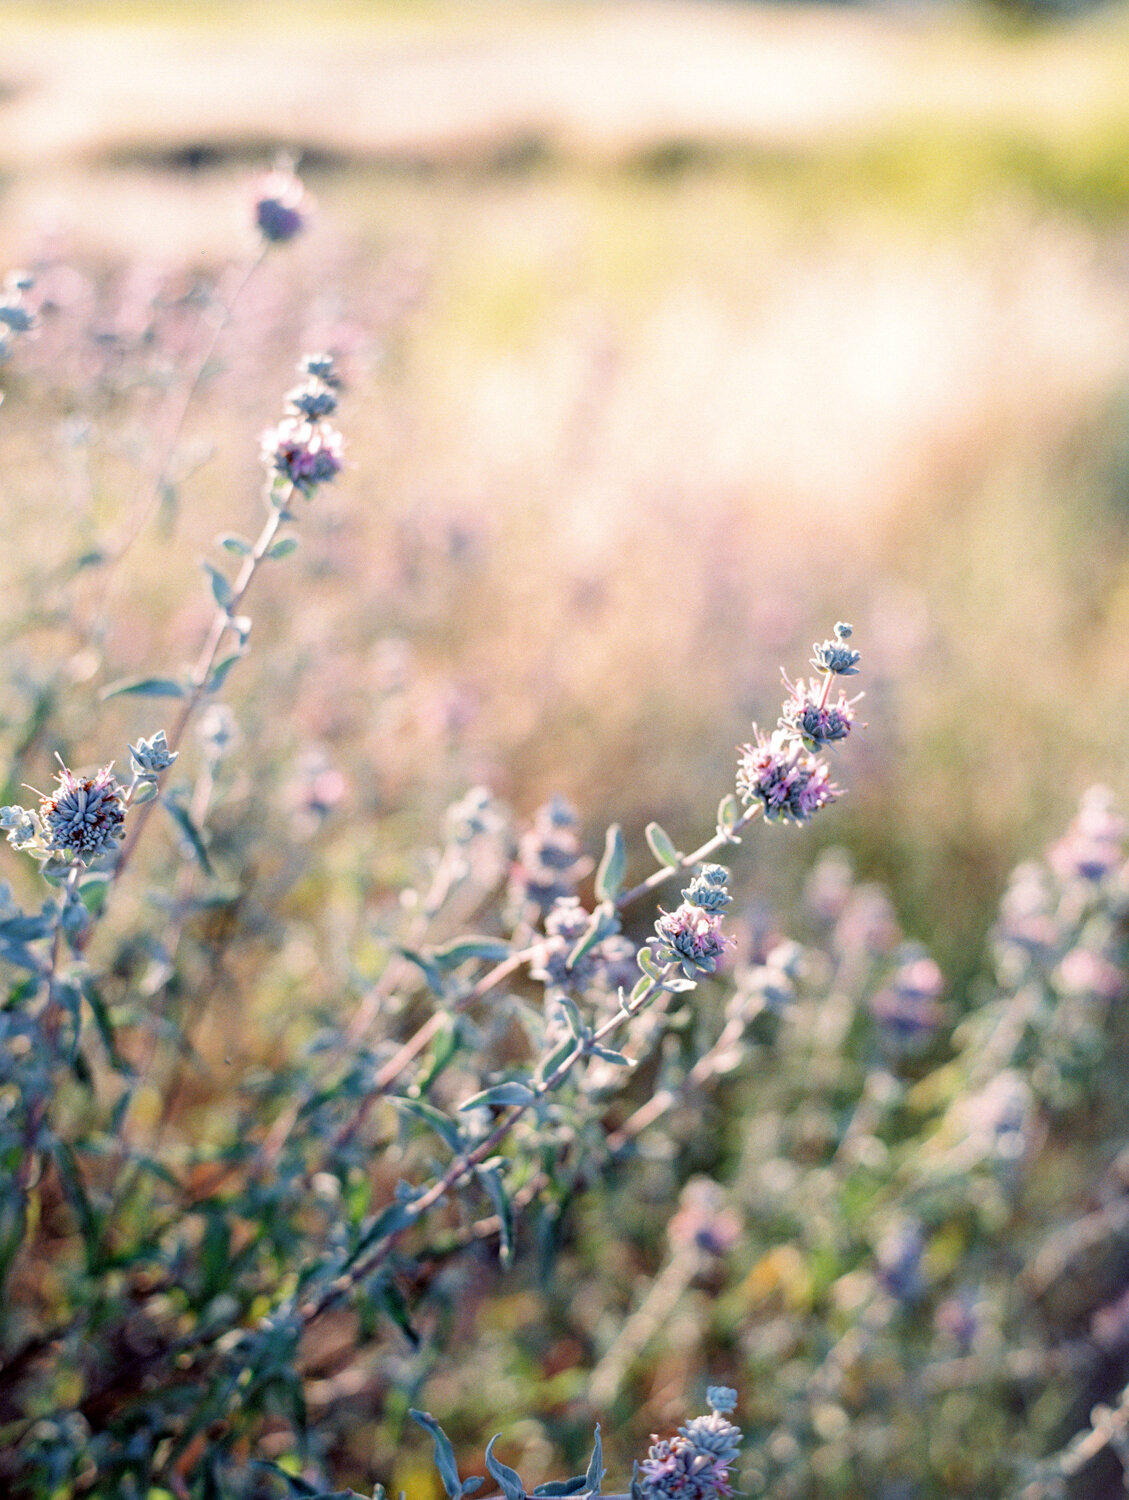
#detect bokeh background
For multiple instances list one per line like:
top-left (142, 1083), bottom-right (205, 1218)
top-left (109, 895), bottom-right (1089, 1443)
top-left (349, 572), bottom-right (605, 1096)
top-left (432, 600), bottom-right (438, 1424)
top-left (5, 0), bottom-right (1129, 1491)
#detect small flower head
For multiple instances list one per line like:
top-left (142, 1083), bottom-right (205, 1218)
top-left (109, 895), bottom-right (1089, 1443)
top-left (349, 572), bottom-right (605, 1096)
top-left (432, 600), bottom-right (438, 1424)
top-left (530, 896), bottom-right (597, 991)
top-left (300, 352), bottom-right (340, 386)
top-left (779, 674), bottom-right (858, 752)
top-left (668, 1178), bottom-right (742, 1259)
top-left (870, 947), bottom-right (946, 1050)
top-left (0, 804), bottom-right (39, 852)
top-left (509, 796), bottom-right (588, 916)
top-left (261, 414), bottom-right (344, 495)
top-left (810, 621), bottom-right (860, 677)
top-left (736, 727), bottom-right (840, 825)
top-left (682, 864), bottom-right (732, 912)
top-left (705, 1388), bottom-right (737, 1418)
top-left (253, 163), bottom-right (310, 244)
top-left (128, 730), bottom-right (177, 779)
top-left (637, 1396), bottom-right (742, 1500)
top-left (285, 379), bottom-right (339, 420)
top-left (1049, 786), bottom-right (1125, 884)
top-left (654, 902), bottom-right (733, 979)
top-left (38, 763), bottom-right (125, 862)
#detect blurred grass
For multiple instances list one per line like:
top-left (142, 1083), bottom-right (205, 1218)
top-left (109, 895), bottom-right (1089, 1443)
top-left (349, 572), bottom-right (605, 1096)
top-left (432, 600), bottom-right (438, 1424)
top-left (3, 1), bottom-right (1129, 1011)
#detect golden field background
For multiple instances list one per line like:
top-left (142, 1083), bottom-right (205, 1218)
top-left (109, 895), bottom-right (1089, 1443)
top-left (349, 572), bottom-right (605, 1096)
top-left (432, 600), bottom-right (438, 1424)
top-left (4, 0), bottom-right (1129, 1013)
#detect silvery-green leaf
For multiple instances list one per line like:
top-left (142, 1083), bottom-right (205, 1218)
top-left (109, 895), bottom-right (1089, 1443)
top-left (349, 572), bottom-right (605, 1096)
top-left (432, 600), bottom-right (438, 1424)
top-left (410, 1411), bottom-right (465, 1500)
top-left (477, 1158), bottom-right (515, 1267)
top-left (266, 536), bottom-right (299, 560)
top-left (645, 822), bottom-right (681, 868)
top-left (203, 561), bottom-right (233, 609)
top-left (485, 1436), bottom-right (526, 1500)
top-left (458, 1081), bottom-right (535, 1111)
top-left (585, 1426), bottom-right (605, 1496)
top-left (431, 936), bottom-right (512, 970)
top-left (219, 533), bottom-right (251, 555)
top-left (394, 1097), bottom-right (463, 1153)
top-left (102, 676), bottom-right (186, 701)
top-left (594, 823), bottom-right (626, 901)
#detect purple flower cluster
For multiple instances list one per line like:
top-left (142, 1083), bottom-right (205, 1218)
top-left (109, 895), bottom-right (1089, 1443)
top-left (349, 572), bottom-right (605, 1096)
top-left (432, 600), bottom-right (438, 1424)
top-left (737, 624), bottom-right (858, 826)
top-left (531, 896), bottom-right (638, 996)
top-left (736, 728), bottom-right (840, 826)
top-left (39, 764), bottom-right (125, 862)
top-left (1048, 785), bottom-right (1126, 884)
top-left (653, 866), bottom-right (735, 979)
top-left (252, 163), bottom-right (310, 244)
top-left (261, 355), bottom-right (343, 497)
top-left (637, 1396), bottom-right (742, 1500)
top-left (508, 796), bottom-right (589, 917)
top-left (870, 947), bottom-right (946, 1050)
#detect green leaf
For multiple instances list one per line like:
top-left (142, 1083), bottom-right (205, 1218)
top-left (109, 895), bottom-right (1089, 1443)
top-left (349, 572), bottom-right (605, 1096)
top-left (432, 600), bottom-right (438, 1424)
top-left (101, 676), bottom-right (186, 701)
top-left (567, 902), bottom-right (618, 971)
top-left (350, 1199), bottom-right (418, 1260)
top-left (485, 1437), bottom-right (525, 1500)
top-left (532, 1482), bottom-right (589, 1497)
top-left (477, 1158), bottom-right (515, 1267)
top-left (131, 778), bottom-right (158, 804)
top-left (589, 1046), bottom-right (632, 1067)
top-left (374, 1277), bottom-right (421, 1348)
top-left (219, 533), bottom-right (251, 556)
top-left (594, 823), bottom-right (626, 901)
top-left (585, 1427), bottom-right (605, 1496)
top-left (458, 1081), bottom-right (535, 1111)
top-left (717, 793), bottom-right (740, 833)
top-left (410, 1410), bottom-right (466, 1500)
top-left (51, 1140), bottom-right (102, 1272)
top-left (266, 536), bottom-right (299, 560)
top-left (636, 946), bottom-right (662, 981)
top-left (645, 822), bottom-right (681, 869)
top-left (430, 936), bottom-right (512, 971)
top-left (537, 1035), bottom-right (577, 1086)
top-left (393, 945), bottom-right (446, 998)
top-left (394, 1097), bottom-right (463, 1153)
top-left (164, 796), bottom-right (213, 875)
top-left (203, 561), bottom-right (233, 609)
top-left (207, 651), bottom-right (244, 694)
top-left (554, 995), bottom-right (585, 1040)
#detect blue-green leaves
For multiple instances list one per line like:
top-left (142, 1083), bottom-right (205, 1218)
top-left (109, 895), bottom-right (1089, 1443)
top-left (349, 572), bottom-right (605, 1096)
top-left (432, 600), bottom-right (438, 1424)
top-left (485, 1436), bottom-right (526, 1500)
top-left (410, 1411), bottom-right (483, 1500)
top-left (595, 823), bottom-right (626, 901)
top-left (645, 821), bottom-right (681, 869)
top-left (102, 675), bottom-right (186, 701)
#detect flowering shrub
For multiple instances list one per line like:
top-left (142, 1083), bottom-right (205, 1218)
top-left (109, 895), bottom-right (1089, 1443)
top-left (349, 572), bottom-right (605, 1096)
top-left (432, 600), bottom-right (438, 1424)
top-left (0, 163), bottom-right (1127, 1500)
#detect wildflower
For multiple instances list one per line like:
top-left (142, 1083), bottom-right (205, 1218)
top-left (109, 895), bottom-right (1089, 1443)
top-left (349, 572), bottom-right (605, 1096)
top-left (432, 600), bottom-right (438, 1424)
top-left (637, 1395), bottom-right (742, 1500)
top-left (530, 897), bottom-right (598, 991)
top-left (654, 901), bottom-right (733, 979)
top-left (509, 796), bottom-right (588, 916)
top-left (870, 947), bottom-right (946, 1049)
top-left (261, 414), bottom-right (343, 495)
top-left (0, 804), bottom-right (39, 852)
top-left (253, 163), bottom-right (310, 244)
top-left (736, 727), bottom-right (839, 825)
top-left (779, 674), bottom-right (858, 752)
top-left (682, 864), bottom-right (732, 912)
top-left (1056, 946), bottom-right (1124, 1002)
top-left (810, 620), bottom-right (860, 677)
top-left (1049, 786), bottom-right (1125, 884)
top-left (668, 1178), bottom-right (742, 1259)
top-left (38, 764), bottom-right (125, 862)
top-left (128, 730), bottom-right (177, 779)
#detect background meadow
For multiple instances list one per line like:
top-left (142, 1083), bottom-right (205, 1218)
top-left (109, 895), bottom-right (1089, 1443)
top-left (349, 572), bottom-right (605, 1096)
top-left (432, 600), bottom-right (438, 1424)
top-left (5, 1), bottom-right (1129, 1495)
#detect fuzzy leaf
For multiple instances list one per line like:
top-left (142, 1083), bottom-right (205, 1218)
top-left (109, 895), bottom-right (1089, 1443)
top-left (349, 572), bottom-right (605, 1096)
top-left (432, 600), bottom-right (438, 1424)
top-left (477, 1158), bottom-right (515, 1267)
top-left (164, 796), bottom-right (213, 875)
top-left (394, 944), bottom-right (446, 998)
top-left (218, 533), bottom-right (251, 556)
top-left (554, 995), bottom-right (585, 1040)
top-left (410, 1410), bottom-right (466, 1500)
top-left (458, 1081), bottom-right (535, 1111)
top-left (645, 822), bottom-right (681, 868)
top-left (203, 561), bottom-right (233, 609)
top-left (207, 652), bottom-right (244, 694)
top-left (485, 1437), bottom-right (526, 1500)
top-left (589, 1045), bottom-right (632, 1067)
top-left (585, 1427), bottom-right (605, 1497)
top-left (101, 675), bottom-right (186, 701)
top-left (717, 793), bottom-right (740, 832)
top-left (594, 823), bottom-right (626, 901)
top-left (431, 936), bottom-right (512, 970)
top-left (394, 1097), bottom-right (463, 1153)
top-left (266, 536), bottom-right (299, 560)
top-left (532, 1482), bottom-right (589, 1497)
top-left (636, 946), bottom-right (662, 981)
top-left (567, 902), bottom-right (618, 971)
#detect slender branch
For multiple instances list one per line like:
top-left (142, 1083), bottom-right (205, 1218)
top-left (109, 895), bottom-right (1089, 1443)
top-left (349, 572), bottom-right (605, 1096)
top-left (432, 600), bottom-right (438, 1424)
top-left (613, 806), bottom-right (759, 911)
top-left (297, 971), bottom-right (670, 1325)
